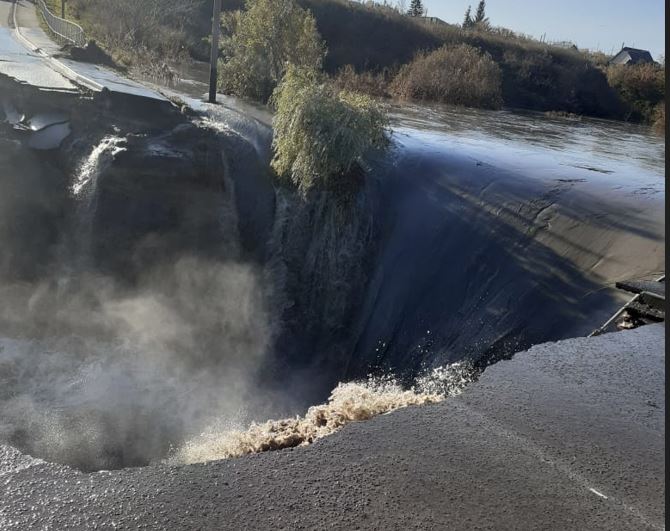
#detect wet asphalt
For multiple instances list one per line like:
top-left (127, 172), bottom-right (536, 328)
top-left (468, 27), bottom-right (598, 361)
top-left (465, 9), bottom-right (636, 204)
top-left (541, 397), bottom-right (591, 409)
top-left (1, 324), bottom-right (664, 530)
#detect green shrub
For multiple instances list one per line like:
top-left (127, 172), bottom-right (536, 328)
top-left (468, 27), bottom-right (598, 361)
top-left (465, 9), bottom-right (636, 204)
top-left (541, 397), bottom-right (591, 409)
top-left (218, 0), bottom-right (326, 102)
top-left (606, 63), bottom-right (665, 123)
top-left (271, 66), bottom-right (389, 195)
top-left (390, 44), bottom-right (503, 109)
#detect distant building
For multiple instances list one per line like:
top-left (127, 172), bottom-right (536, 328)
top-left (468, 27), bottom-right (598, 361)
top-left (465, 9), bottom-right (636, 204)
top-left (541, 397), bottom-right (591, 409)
top-left (609, 47), bottom-right (654, 65)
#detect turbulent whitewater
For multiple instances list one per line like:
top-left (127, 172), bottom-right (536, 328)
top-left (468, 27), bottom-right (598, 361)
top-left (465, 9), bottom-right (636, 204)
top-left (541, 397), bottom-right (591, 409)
top-left (168, 363), bottom-right (475, 465)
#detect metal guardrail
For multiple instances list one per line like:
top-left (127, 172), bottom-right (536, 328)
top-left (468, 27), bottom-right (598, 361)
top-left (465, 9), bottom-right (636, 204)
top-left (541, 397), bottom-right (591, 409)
top-left (36, 0), bottom-right (86, 47)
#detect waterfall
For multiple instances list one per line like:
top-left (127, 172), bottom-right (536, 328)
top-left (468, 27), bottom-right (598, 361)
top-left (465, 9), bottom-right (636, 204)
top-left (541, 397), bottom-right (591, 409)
top-left (70, 136), bottom-right (126, 270)
top-left (262, 186), bottom-right (379, 396)
top-left (72, 136), bottom-right (126, 197)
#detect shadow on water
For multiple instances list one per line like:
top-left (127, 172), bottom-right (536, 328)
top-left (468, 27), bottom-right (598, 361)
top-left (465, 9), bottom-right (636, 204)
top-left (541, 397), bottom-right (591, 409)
top-left (341, 126), bottom-right (664, 380)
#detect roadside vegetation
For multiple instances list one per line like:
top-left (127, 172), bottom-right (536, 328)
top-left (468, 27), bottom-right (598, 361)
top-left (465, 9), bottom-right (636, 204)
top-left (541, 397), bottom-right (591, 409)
top-left (390, 44), bottom-right (503, 109)
top-left (300, 0), bottom-right (624, 118)
top-left (605, 63), bottom-right (666, 124)
top-left (217, 0), bottom-right (325, 102)
top-left (56, 0), bottom-right (211, 70)
top-left (219, 0), bottom-right (389, 195)
top-left (51, 0), bottom-right (664, 126)
top-left (271, 66), bottom-right (389, 195)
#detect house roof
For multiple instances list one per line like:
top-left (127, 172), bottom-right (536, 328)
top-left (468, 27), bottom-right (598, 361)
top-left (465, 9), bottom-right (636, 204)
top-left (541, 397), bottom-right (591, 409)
top-left (610, 47), bottom-right (654, 65)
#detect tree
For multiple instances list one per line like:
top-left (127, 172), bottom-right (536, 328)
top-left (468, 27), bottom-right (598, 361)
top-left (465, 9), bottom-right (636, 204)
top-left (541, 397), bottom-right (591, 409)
top-left (472, 0), bottom-right (490, 30)
top-left (218, 0), bottom-right (326, 102)
top-left (474, 0), bottom-right (487, 23)
top-left (462, 5), bottom-right (473, 28)
top-left (271, 65), bottom-right (389, 195)
top-left (407, 0), bottom-right (424, 17)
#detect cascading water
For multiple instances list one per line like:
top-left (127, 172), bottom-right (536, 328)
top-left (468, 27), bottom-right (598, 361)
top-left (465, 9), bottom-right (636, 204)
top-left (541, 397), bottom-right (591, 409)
top-left (70, 136), bottom-right (126, 269)
top-left (0, 95), bottom-right (664, 472)
top-left (261, 186), bottom-right (378, 396)
top-left (0, 119), bottom-right (276, 471)
top-left (72, 136), bottom-right (126, 197)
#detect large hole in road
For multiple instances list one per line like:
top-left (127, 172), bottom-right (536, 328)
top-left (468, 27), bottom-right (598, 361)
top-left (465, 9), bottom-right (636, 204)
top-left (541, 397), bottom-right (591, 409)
top-left (0, 86), bottom-right (664, 471)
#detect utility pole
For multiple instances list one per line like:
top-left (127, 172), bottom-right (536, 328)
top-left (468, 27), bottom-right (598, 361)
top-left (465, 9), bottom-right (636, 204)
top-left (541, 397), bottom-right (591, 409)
top-left (61, 0), bottom-right (65, 18)
top-left (208, 0), bottom-right (222, 103)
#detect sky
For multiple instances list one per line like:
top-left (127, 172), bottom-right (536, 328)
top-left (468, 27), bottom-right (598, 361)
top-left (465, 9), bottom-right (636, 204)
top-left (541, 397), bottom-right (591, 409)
top-left (419, 0), bottom-right (665, 60)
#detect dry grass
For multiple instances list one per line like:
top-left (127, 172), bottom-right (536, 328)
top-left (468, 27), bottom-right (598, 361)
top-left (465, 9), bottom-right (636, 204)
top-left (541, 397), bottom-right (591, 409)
top-left (390, 44), bottom-right (503, 109)
top-left (66, 0), bottom-right (207, 66)
top-left (331, 65), bottom-right (396, 98)
top-left (297, 1), bottom-right (622, 118)
top-left (606, 63), bottom-right (665, 123)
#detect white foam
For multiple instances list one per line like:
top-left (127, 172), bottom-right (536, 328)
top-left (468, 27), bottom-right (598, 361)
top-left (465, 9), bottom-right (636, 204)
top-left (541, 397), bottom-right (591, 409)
top-left (168, 362), bottom-right (475, 465)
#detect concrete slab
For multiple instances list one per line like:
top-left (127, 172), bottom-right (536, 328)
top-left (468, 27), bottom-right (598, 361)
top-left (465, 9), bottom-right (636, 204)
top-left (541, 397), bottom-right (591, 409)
top-left (57, 57), bottom-right (169, 101)
top-left (16, 26), bottom-right (61, 55)
top-left (0, 324), bottom-right (664, 530)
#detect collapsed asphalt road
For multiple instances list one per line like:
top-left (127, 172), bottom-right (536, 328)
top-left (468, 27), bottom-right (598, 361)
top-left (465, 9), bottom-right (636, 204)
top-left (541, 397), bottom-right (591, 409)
top-left (1, 324), bottom-right (664, 530)
top-left (0, 4), bottom-right (664, 527)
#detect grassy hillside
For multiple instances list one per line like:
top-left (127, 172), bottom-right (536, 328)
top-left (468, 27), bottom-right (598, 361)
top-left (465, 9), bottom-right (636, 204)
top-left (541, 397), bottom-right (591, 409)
top-left (53, 0), bottom-right (662, 123)
top-left (298, 0), bottom-right (624, 118)
top-left (298, 0), bottom-right (441, 72)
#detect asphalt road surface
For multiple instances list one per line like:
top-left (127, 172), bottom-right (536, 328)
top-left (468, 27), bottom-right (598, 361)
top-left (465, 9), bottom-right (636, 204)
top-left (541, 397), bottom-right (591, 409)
top-left (0, 324), bottom-right (664, 530)
top-left (0, 0), bottom-right (76, 91)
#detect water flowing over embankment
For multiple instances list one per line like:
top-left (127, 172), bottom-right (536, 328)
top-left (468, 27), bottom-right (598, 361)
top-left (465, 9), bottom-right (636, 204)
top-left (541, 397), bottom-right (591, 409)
top-left (0, 87), bottom-right (664, 470)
